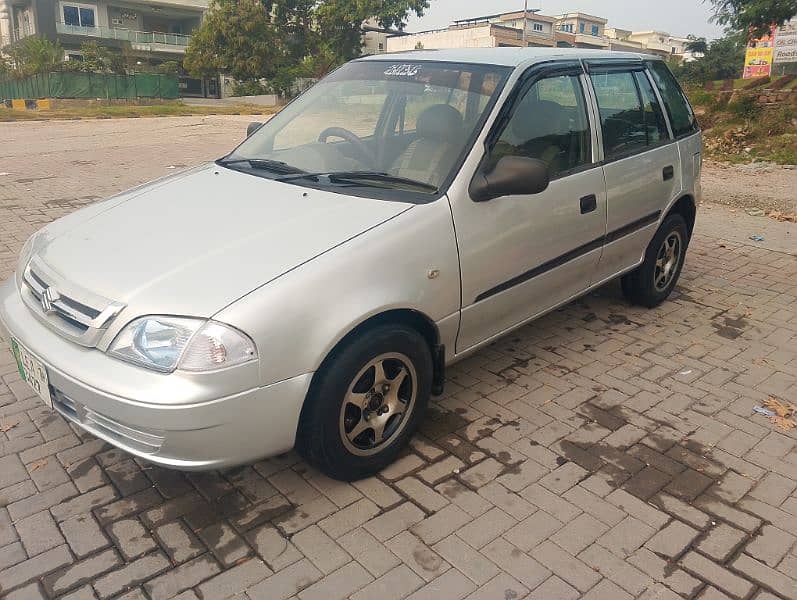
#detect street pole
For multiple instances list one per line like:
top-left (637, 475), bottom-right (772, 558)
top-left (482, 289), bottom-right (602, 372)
top-left (522, 0), bottom-right (528, 46)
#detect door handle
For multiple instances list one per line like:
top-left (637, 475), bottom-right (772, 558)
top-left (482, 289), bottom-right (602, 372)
top-left (580, 194), bottom-right (597, 214)
top-left (663, 165), bottom-right (674, 181)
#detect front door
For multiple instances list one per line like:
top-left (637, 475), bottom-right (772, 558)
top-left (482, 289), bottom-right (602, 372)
top-left (452, 65), bottom-right (607, 353)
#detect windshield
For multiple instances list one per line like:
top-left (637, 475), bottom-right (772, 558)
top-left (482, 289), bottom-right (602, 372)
top-left (222, 60), bottom-right (512, 201)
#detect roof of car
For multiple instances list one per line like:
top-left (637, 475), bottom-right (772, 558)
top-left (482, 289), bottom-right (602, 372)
top-left (357, 47), bottom-right (660, 67)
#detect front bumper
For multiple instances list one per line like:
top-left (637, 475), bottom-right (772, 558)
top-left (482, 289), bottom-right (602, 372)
top-left (0, 278), bottom-right (311, 470)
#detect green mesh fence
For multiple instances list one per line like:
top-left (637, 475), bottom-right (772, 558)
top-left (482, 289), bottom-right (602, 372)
top-left (0, 73), bottom-right (179, 100)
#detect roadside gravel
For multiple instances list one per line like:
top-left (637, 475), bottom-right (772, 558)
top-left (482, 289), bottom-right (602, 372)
top-left (702, 159), bottom-right (797, 214)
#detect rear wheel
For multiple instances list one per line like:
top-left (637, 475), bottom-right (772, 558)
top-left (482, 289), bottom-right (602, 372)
top-left (297, 324), bottom-right (432, 481)
top-left (621, 213), bottom-right (689, 308)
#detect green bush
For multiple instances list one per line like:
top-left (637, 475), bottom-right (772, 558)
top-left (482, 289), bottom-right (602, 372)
top-left (231, 80), bottom-right (270, 96)
top-left (687, 88), bottom-right (714, 107)
top-left (728, 95), bottom-right (758, 119)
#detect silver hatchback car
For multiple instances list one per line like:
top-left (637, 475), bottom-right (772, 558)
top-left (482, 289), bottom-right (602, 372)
top-left (0, 48), bottom-right (701, 480)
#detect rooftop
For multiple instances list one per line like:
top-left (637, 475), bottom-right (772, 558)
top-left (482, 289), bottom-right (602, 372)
top-left (556, 12), bottom-right (609, 24)
top-left (451, 10), bottom-right (541, 25)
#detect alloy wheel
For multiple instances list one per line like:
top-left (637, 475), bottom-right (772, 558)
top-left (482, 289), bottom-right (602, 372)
top-left (339, 352), bottom-right (417, 457)
top-left (654, 230), bottom-right (682, 292)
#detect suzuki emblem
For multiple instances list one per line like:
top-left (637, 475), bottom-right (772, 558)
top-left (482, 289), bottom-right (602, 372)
top-left (41, 287), bottom-right (60, 314)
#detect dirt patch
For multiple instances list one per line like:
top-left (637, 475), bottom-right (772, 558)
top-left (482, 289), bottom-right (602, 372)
top-left (702, 160), bottom-right (797, 214)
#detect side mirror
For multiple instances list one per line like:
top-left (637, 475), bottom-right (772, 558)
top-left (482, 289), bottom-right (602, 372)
top-left (247, 121), bottom-right (264, 137)
top-left (469, 156), bottom-right (550, 202)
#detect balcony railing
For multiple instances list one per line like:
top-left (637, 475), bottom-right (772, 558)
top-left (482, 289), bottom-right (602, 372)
top-left (56, 23), bottom-right (191, 48)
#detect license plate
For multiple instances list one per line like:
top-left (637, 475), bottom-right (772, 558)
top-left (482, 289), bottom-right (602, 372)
top-left (10, 338), bottom-right (52, 409)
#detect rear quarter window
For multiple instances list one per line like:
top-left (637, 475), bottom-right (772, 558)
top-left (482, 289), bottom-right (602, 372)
top-left (647, 61), bottom-right (699, 138)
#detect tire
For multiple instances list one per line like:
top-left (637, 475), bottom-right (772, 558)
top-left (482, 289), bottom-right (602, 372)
top-left (297, 324), bottom-right (433, 481)
top-left (621, 213), bottom-right (689, 308)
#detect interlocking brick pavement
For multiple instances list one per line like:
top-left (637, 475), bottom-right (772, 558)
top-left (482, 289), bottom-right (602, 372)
top-left (1, 116), bottom-right (796, 599)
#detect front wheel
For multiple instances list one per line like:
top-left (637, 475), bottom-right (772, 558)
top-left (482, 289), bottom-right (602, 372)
top-left (297, 324), bottom-right (433, 481)
top-left (621, 213), bottom-right (689, 308)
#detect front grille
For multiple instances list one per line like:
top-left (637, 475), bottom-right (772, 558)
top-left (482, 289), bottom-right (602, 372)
top-left (52, 387), bottom-right (165, 455)
top-left (21, 256), bottom-right (125, 347)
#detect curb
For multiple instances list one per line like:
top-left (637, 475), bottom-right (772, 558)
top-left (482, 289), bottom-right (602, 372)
top-left (5, 98), bottom-right (52, 110)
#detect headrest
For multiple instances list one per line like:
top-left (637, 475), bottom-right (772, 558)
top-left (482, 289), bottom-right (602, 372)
top-left (511, 99), bottom-right (564, 141)
top-left (416, 104), bottom-right (464, 143)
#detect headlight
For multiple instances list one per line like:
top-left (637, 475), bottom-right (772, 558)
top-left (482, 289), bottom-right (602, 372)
top-left (108, 316), bottom-right (257, 373)
top-left (16, 232), bottom-right (41, 289)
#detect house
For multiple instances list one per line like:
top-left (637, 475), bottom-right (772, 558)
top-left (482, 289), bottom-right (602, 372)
top-left (605, 28), bottom-right (691, 60)
top-left (553, 12), bottom-right (609, 48)
top-left (361, 19), bottom-right (406, 55)
top-left (385, 10), bottom-right (557, 52)
top-left (386, 9), bottom-right (621, 53)
top-left (0, 0), bottom-right (218, 96)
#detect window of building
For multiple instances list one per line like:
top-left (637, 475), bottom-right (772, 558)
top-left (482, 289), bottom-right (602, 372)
top-left (533, 22), bottom-right (543, 32)
top-left (579, 22), bottom-right (585, 33)
top-left (62, 3), bottom-right (96, 27)
top-left (489, 74), bottom-right (592, 178)
top-left (591, 24), bottom-right (599, 36)
top-left (590, 70), bottom-right (652, 159)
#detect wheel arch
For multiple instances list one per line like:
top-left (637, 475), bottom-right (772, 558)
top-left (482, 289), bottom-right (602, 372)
top-left (666, 194), bottom-right (697, 237)
top-left (297, 308), bottom-right (444, 440)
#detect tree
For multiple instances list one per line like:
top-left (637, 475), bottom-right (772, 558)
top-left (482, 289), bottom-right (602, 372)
top-left (673, 34), bottom-right (746, 83)
top-left (185, 0), bottom-right (429, 94)
top-left (157, 60), bottom-right (180, 75)
top-left (685, 36), bottom-right (709, 55)
top-left (185, 0), bottom-right (285, 83)
top-left (6, 36), bottom-right (63, 77)
top-left (0, 53), bottom-right (11, 76)
top-left (77, 41), bottom-right (126, 74)
top-left (710, 0), bottom-right (797, 39)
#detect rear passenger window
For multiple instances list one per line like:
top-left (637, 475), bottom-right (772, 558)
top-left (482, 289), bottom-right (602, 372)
top-left (647, 61), bottom-right (698, 138)
top-left (634, 71), bottom-right (669, 144)
top-left (489, 74), bottom-right (592, 179)
top-left (590, 71), bottom-right (648, 158)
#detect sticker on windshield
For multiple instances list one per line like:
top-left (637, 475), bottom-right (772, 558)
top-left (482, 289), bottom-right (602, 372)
top-left (384, 64), bottom-right (422, 77)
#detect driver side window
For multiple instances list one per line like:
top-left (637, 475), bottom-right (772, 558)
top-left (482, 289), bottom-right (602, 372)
top-left (489, 74), bottom-right (592, 179)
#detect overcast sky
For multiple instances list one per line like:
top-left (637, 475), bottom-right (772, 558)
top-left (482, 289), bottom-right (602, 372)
top-left (404, 0), bottom-right (725, 40)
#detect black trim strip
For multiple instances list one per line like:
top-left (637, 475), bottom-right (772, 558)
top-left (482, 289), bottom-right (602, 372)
top-left (475, 237), bottom-right (603, 303)
top-left (605, 210), bottom-right (661, 243)
top-left (584, 58), bottom-right (645, 73)
top-left (474, 210), bottom-right (662, 303)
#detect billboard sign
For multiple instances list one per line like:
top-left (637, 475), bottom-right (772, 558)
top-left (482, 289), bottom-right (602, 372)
top-left (743, 29), bottom-right (775, 78)
top-left (774, 19), bottom-right (797, 64)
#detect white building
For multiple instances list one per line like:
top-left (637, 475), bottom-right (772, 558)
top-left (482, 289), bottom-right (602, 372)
top-left (605, 28), bottom-right (692, 60)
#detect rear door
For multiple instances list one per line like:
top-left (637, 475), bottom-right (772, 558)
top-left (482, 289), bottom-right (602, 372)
top-left (586, 62), bottom-right (680, 282)
top-left (646, 60), bottom-right (703, 201)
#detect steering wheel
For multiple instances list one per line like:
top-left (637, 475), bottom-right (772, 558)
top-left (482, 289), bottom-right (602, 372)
top-left (318, 127), bottom-right (376, 170)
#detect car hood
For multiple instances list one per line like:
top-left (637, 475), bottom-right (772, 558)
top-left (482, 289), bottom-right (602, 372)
top-left (35, 164), bottom-right (412, 317)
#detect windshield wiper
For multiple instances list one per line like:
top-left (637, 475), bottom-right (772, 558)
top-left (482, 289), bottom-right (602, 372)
top-left (217, 158), bottom-right (307, 176)
top-left (276, 171), bottom-right (438, 193)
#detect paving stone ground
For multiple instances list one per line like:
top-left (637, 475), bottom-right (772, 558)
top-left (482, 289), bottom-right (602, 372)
top-left (1, 116), bottom-right (796, 600)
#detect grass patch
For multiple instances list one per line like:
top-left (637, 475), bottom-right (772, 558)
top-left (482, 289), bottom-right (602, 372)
top-left (687, 86), bottom-right (797, 165)
top-left (706, 77), bottom-right (794, 90)
top-left (0, 102), bottom-right (277, 121)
